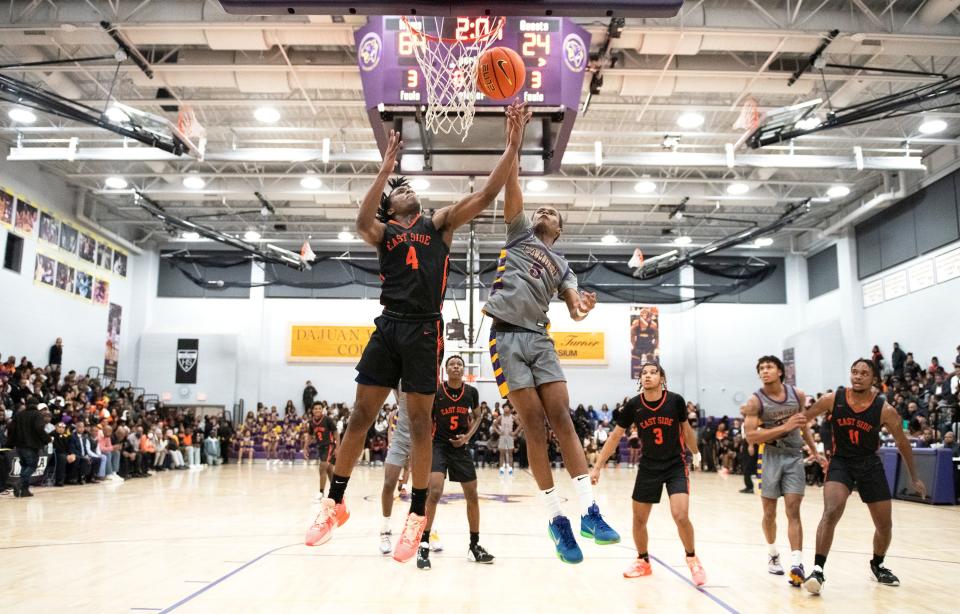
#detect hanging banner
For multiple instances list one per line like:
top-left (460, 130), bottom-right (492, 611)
top-left (550, 331), bottom-right (606, 364)
top-left (630, 306), bottom-right (660, 379)
top-left (288, 324), bottom-right (376, 363)
top-left (176, 338), bottom-right (199, 383)
top-left (782, 347), bottom-right (796, 386)
top-left (104, 303), bottom-right (122, 379)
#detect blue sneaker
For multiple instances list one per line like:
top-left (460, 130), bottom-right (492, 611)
top-left (580, 503), bottom-right (621, 545)
top-left (548, 516), bottom-right (583, 564)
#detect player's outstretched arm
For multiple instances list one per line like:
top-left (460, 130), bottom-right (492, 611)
top-left (433, 101), bottom-right (530, 234)
top-left (561, 288), bottom-right (596, 322)
top-left (882, 403), bottom-right (927, 499)
top-left (356, 130), bottom-right (402, 246)
top-left (590, 425), bottom-right (625, 484)
top-left (803, 392), bottom-right (834, 422)
top-left (502, 124), bottom-right (524, 225)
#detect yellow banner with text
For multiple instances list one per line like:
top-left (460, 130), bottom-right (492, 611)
top-left (550, 331), bottom-right (606, 365)
top-left (288, 324), bottom-right (376, 363)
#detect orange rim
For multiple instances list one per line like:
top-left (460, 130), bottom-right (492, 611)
top-left (401, 15), bottom-right (505, 44)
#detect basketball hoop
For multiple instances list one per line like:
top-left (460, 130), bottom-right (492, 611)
top-left (401, 16), bottom-right (505, 140)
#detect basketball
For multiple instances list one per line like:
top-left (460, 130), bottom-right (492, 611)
top-left (476, 46), bottom-right (526, 100)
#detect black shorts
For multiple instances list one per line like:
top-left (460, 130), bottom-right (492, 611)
top-left (316, 444), bottom-right (335, 463)
top-left (431, 441), bottom-right (477, 483)
top-left (826, 454), bottom-right (891, 503)
top-left (355, 314), bottom-right (443, 395)
top-left (632, 457), bottom-right (689, 504)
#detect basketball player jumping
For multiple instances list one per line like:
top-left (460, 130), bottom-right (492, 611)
top-left (801, 358), bottom-right (926, 594)
top-left (483, 146), bottom-right (620, 564)
top-left (591, 363), bottom-right (706, 585)
top-left (306, 101), bottom-right (530, 563)
top-left (417, 355), bottom-right (495, 569)
top-left (740, 355), bottom-right (822, 586)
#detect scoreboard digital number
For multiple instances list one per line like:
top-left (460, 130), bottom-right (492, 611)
top-left (356, 16), bottom-right (590, 109)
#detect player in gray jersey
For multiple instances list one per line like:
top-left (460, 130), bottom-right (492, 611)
top-left (740, 355), bottom-right (824, 587)
top-left (482, 150), bottom-right (620, 565)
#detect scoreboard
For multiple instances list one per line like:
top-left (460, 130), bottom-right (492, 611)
top-left (356, 16), bottom-right (590, 111)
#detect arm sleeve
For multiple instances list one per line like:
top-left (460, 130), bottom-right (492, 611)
top-left (615, 398), bottom-right (637, 430)
top-left (558, 265), bottom-right (578, 296)
top-left (506, 211), bottom-right (532, 242)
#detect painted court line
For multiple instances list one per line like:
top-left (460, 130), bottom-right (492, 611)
top-left (159, 543), bottom-right (299, 613)
top-left (649, 554), bottom-right (740, 614)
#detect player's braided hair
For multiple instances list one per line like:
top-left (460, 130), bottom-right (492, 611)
top-left (377, 176), bottom-right (410, 222)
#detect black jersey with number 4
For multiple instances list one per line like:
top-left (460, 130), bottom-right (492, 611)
top-left (378, 214), bottom-right (450, 315)
top-left (829, 386), bottom-right (884, 459)
top-left (433, 382), bottom-right (479, 442)
top-left (616, 391), bottom-right (688, 462)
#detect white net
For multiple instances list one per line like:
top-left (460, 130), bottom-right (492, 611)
top-left (402, 16), bottom-right (503, 140)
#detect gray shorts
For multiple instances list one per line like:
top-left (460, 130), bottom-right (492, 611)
top-left (489, 327), bottom-right (565, 398)
top-left (498, 435), bottom-right (514, 450)
top-left (385, 427), bottom-right (410, 467)
top-left (759, 449), bottom-right (805, 499)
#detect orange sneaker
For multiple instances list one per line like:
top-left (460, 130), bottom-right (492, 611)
top-left (686, 555), bottom-right (707, 586)
top-left (392, 513), bottom-right (428, 563)
top-left (305, 498), bottom-right (350, 546)
top-left (623, 558), bottom-right (653, 578)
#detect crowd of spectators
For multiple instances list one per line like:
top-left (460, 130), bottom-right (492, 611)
top-left (4, 339), bottom-right (957, 499)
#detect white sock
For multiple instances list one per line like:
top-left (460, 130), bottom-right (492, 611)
top-left (381, 516), bottom-right (391, 533)
top-left (572, 474), bottom-right (594, 516)
top-left (541, 487), bottom-right (563, 521)
top-left (768, 544), bottom-right (779, 557)
top-left (791, 550), bottom-right (802, 567)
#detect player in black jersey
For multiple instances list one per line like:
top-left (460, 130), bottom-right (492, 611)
top-left (801, 359), bottom-right (926, 594)
top-left (416, 355), bottom-right (494, 570)
top-left (309, 402), bottom-right (339, 501)
top-left (306, 101), bottom-right (531, 563)
top-left (591, 363), bottom-right (707, 586)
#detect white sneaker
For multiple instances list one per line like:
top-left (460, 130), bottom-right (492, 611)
top-left (768, 554), bottom-right (784, 575)
top-left (508, 466), bottom-right (514, 475)
top-left (499, 466), bottom-right (505, 476)
top-left (379, 531), bottom-right (392, 555)
top-left (429, 530), bottom-right (443, 552)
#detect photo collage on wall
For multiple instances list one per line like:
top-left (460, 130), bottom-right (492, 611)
top-left (1, 185), bottom-right (126, 307)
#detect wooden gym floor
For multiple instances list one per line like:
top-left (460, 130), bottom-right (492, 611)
top-left (2, 463), bottom-right (956, 613)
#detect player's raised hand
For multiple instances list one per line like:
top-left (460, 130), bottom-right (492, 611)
top-left (590, 466), bottom-right (602, 485)
top-left (505, 100), bottom-right (529, 149)
top-left (381, 129), bottom-right (403, 172)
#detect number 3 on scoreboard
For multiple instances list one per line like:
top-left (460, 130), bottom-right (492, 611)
top-left (406, 245), bottom-right (419, 270)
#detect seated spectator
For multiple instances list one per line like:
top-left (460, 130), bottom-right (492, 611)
top-left (51, 421), bottom-right (72, 486)
top-left (165, 429), bottom-right (186, 469)
top-left (67, 421), bottom-right (100, 484)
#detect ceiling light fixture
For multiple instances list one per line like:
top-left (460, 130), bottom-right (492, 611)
top-left (182, 231), bottom-right (200, 241)
top-left (182, 173), bottom-right (205, 189)
top-left (243, 230), bottom-right (261, 241)
top-left (254, 106), bottom-right (280, 123)
top-left (526, 179), bottom-right (548, 192)
top-left (674, 236), bottom-right (692, 246)
top-left (601, 233), bottom-right (618, 244)
top-left (338, 229), bottom-right (353, 241)
top-left (918, 118), bottom-right (946, 135)
top-left (410, 178), bottom-right (431, 191)
top-left (676, 112), bottom-right (704, 129)
top-left (594, 140), bottom-right (603, 167)
top-left (321, 137), bottom-right (331, 163)
top-left (795, 116), bottom-right (821, 130)
top-left (754, 237), bottom-right (774, 247)
top-left (8, 107), bottom-right (37, 123)
top-left (634, 180), bottom-right (657, 194)
top-left (826, 185), bottom-right (850, 199)
top-left (726, 182), bottom-right (750, 195)
top-left (104, 176), bottom-right (128, 190)
top-left (300, 174), bottom-right (322, 190)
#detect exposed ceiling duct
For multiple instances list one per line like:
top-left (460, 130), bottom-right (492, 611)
top-left (918, 0), bottom-right (960, 24)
